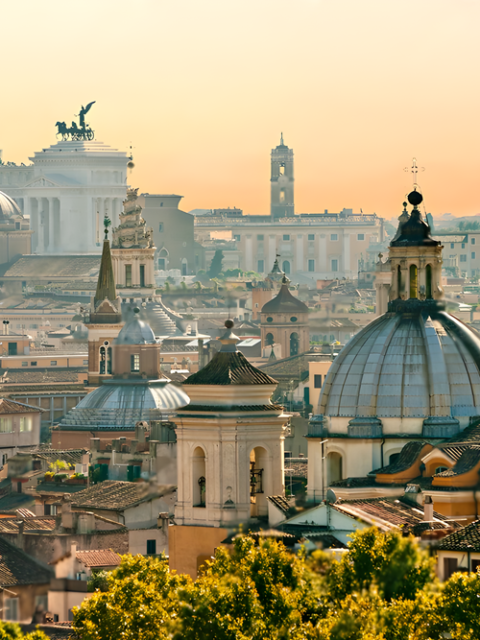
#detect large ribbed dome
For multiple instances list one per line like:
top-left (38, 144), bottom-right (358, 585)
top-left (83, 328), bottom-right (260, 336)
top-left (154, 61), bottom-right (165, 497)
top-left (0, 191), bottom-right (21, 220)
top-left (318, 311), bottom-right (480, 420)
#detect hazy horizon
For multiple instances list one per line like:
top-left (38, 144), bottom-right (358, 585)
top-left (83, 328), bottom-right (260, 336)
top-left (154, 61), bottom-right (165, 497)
top-left (2, 0), bottom-right (480, 218)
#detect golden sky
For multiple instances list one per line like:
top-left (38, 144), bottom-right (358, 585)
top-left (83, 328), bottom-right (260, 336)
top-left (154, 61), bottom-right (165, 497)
top-left (1, 0), bottom-right (480, 217)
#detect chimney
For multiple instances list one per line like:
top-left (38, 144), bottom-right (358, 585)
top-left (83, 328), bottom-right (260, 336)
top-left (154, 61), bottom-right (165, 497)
top-left (423, 495), bottom-right (434, 522)
top-left (62, 500), bottom-right (73, 529)
top-left (3, 320), bottom-right (9, 336)
top-left (15, 519), bottom-right (24, 550)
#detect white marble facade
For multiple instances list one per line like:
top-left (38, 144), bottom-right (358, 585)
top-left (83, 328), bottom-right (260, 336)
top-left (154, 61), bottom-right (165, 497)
top-left (0, 140), bottom-right (128, 254)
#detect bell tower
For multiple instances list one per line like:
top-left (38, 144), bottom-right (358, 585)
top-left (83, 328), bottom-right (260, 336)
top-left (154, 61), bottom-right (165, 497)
top-left (270, 134), bottom-right (294, 218)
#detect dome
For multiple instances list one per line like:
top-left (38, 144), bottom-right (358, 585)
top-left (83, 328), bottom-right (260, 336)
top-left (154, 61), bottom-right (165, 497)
top-left (58, 379), bottom-right (189, 429)
top-left (116, 312), bottom-right (156, 345)
top-left (261, 280), bottom-right (308, 314)
top-left (0, 191), bottom-right (21, 220)
top-left (318, 311), bottom-right (480, 421)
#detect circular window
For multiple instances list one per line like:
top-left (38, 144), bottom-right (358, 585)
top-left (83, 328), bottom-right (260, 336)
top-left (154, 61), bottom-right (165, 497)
top-left (266, 317), bottom-right (273, 323)
top-left (290, 316), bottom-right (298, 322)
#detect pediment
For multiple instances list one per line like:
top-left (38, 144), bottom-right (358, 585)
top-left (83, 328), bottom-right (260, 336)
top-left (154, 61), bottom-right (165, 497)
top-left (24, 176), bottom-right (62, 189)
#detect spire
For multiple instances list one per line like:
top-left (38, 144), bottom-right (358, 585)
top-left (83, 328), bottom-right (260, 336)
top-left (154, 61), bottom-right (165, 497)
top-left (94, 216), bottom-right (117, 306)
top-left (280, 132), bottom-right (284, 145)
top-left (390, 189), bottom-right (438, 247)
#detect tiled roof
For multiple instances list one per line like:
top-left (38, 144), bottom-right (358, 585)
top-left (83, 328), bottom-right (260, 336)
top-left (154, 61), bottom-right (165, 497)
top-left (259, 351), bottom-right (331, 380)
top-left (267, 495), bottom-right (293, 515)
top-left (333, 498), bottom-right (457, 533)
top-left (302, 533), bottom-right (347, 549)
top-left (285, 458), bottom-right (308, 478)
top-left (184, 351), bottom-right (277, 386)
top-left (0, 368), bottom-right (86, 385)
top-left (373, 441), bottom-right (427, 475)
top-left (0, 398), bottom-right (42, 414)
top-left (76, 549), bottom-right (121, 568)
top-left (437, 519), bottom-right (480, 551)
top-left (447, 419), bottom-right (480, 444)
top-left (71, 480), bottom-right (173, 512)
top-left (0, 536), bottom-right (52, 587)
top-left (0, 493), bottom-right (35, 512)
top-left (435, 447), bottom-right (480, 477)
top-left (27, 448), bottom-right (88, 464)
top-left (0, 517), bottom-right (56, 533)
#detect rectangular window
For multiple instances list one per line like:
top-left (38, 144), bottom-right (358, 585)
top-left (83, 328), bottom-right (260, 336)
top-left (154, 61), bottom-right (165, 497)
top-left (314, 374), bottom-right (322, 388)
top-left (331, 259), bottom-right (338, 271)
top-left (21, 362), bottom-right (28, 367)
top-left (233, 234), bottom-right (241, 241)
top-left (30, 361), bottom-right (37, 367)
top-left (308, 260), bottom-right (315, 272)
top-left (462, 243), bottom-right (466, 249)
top-left (357, 233), bottom-right (365, 241)
top-left (283, 234), bottom-right (290, 241)
top-left (146, 539), bottom-right (157, 555)
top-left (20, 417), bottom-right (32, 432)
top-left (7, 343), bottom-right (17, 356)
top-left (140, 265), bottom-right (145, 287)
top-left (451, 243), bottom-right (454, 249)
top-left (158, 223), bottom-right (164, 232)
top-left (257, 234), bottom-right (264, 241)
top-left (472, 237), bottom-right (476, 245)
top-left (131, 354), bottom-right (140, 372)
top-left (443, 557), bottom-right (458, 580)
top-left (257, 260), bottom-right (264, 273)
top-left (125, 264), bottom-right (132, 287)
top-left (472, 252), bottom-right (476, 260)
top-left (330, 234), bottom-right (338, 241)
top-left (4, 598), bottom-right (18, 621)
top-left (0, 418), bottom-right (12, 433)
top-left (460, 254), bottom-right (467, 262)
top-left (308, 234), bottom-right (315, 241)
top-left (50, 361), bottom-right (57, 366)
top-left (83, 360), bottom-right (88, 365)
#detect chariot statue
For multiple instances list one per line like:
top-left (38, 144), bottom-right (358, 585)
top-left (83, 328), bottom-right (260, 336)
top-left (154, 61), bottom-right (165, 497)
top-left (55, 101), bottom-right (96, 141)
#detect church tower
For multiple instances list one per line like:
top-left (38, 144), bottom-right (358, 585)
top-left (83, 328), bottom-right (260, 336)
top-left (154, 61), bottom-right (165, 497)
top-left (170, 321), bottom-right (288, 577)
top-left (85, 217), bottom-right (123, 386)
top-left (270, 134), bottom-right (294, 218)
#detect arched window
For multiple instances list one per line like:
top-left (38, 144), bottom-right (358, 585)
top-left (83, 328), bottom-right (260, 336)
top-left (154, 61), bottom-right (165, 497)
top-left (290, 332), bottom-right (299, 356)
top-left (426, 264), bottom-right (433, 299)
top-left (397, 265), bottom-right (402, 298)
top-left (250, 447), bottom-right (268, 517)
top-left (435, 466), bottom-right (448, 474)
top-left (192, 447), bottom-right (206, 507)
top-left (282, 260), bottom-right (291, 274)
top-left (181, 258), bottom-right (188, 276)
top-left (326, 452), bottom-right (343, 485)
top-left (409, 264), bottom-right (418, 299)
top-left (265, 332), bottom-right (274, 346)
top-left (99, 346), bottom-right (106, 375)
top-left (107, 347), bottom-right (112, 374)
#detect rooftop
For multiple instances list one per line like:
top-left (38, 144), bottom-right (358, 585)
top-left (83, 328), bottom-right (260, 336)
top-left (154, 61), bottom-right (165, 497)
top-left (437, 519), bottom-right (480, 552)
top-left (0, 398), bottom-right (42, 415)
top-left (261, 279), bottom-right (309, 314)
top-left (184, 350), bottom-right (277, 386)
top-left (71, 480), bottom-right (174, 512)
top-left (0, 536), bottom-right (52, 587)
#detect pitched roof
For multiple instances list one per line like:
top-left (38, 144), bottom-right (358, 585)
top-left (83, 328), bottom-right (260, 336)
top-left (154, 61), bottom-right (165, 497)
top-left (184, 351), bottom-right (277, 386)
top-left (0, 517), bottom-right (56, 533)
top-left (261, 281), bottom-right (309, 314)
top-left (71, 480), bottom-right (172, 512)
top-left (0, 398), bottom-right (42, 414)
top-left (76, 549), bottom-right (121, 568)
top-left (373, 441), bottom-right (428, 475)
top-left (0, 368), bottom-right (86, 385)
top-left (94, 239), bottom-right (117, 306)
top-left (267, 495), bottom-right (293, 515)
top-left (2, 255), bottom-right (101, 279)
top-left (437, 519), bottom-right (480, 551)
top-left (435, 447), bottom-right (480, 477)
top-left (0, 536), bottom-right (52, 586)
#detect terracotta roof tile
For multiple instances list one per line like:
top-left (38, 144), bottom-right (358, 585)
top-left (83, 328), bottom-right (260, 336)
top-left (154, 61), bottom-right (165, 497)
top-left (372, 441), bottom-right (427, 475)
top-left (0, 536), bottom-right (52, 587)
top-left (76, 549), bottom-right (121, 568)
top-left (184, 351), bottom-right (277, 386)
top-left (437, 519), bottom-right (480, 551)
top-left (435, 447), bottom-right (480, 477)
top-left (261, 282), bottom-right (309, 314)
top-left (0, 398), bottom-right (42, 415)
top-left (71, 480), bottom-right (173, 512)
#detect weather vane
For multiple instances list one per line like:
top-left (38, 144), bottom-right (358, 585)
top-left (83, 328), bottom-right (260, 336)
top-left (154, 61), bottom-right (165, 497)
top-left (404, 157), bottom-right (425, 187)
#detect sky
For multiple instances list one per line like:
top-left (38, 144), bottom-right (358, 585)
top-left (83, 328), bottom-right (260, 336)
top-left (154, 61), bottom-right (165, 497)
top-left (1, 0), bottom-right (480, 217)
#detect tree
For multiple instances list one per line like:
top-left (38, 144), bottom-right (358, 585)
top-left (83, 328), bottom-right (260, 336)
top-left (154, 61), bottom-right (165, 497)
top-left (208, 250), bottom-right (224, 278)
top-left (327, 528), bottom-right (435, 602)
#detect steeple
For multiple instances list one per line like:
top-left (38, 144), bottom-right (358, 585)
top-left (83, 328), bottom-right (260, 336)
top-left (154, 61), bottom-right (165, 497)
top-left (280, 132), bottom-right (284, 146)
top-left (95, 216), bottom-right (117, 306)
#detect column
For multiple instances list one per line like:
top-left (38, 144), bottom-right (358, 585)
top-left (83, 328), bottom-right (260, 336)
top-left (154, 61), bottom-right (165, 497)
top-left (48, 198), bottom-right (55, 253)
top-left (37, 198), bottom-right (45, 254)
top-left (343, 233), bottom-right (350, 276)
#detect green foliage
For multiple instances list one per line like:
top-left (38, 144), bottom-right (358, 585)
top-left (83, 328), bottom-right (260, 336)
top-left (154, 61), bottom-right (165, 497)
top-left (224, 268), bottom-right (244, 277)
top-left (88, 569), bottom-right (110, 593)
top-left (0, 623), bottom-right (49, 640)
top-left (327, 528), bottom-right (435, 602)
top-left (71, 529), bottom-right (479, 640)
top-left (208, 249), bottom-right (224, 278)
